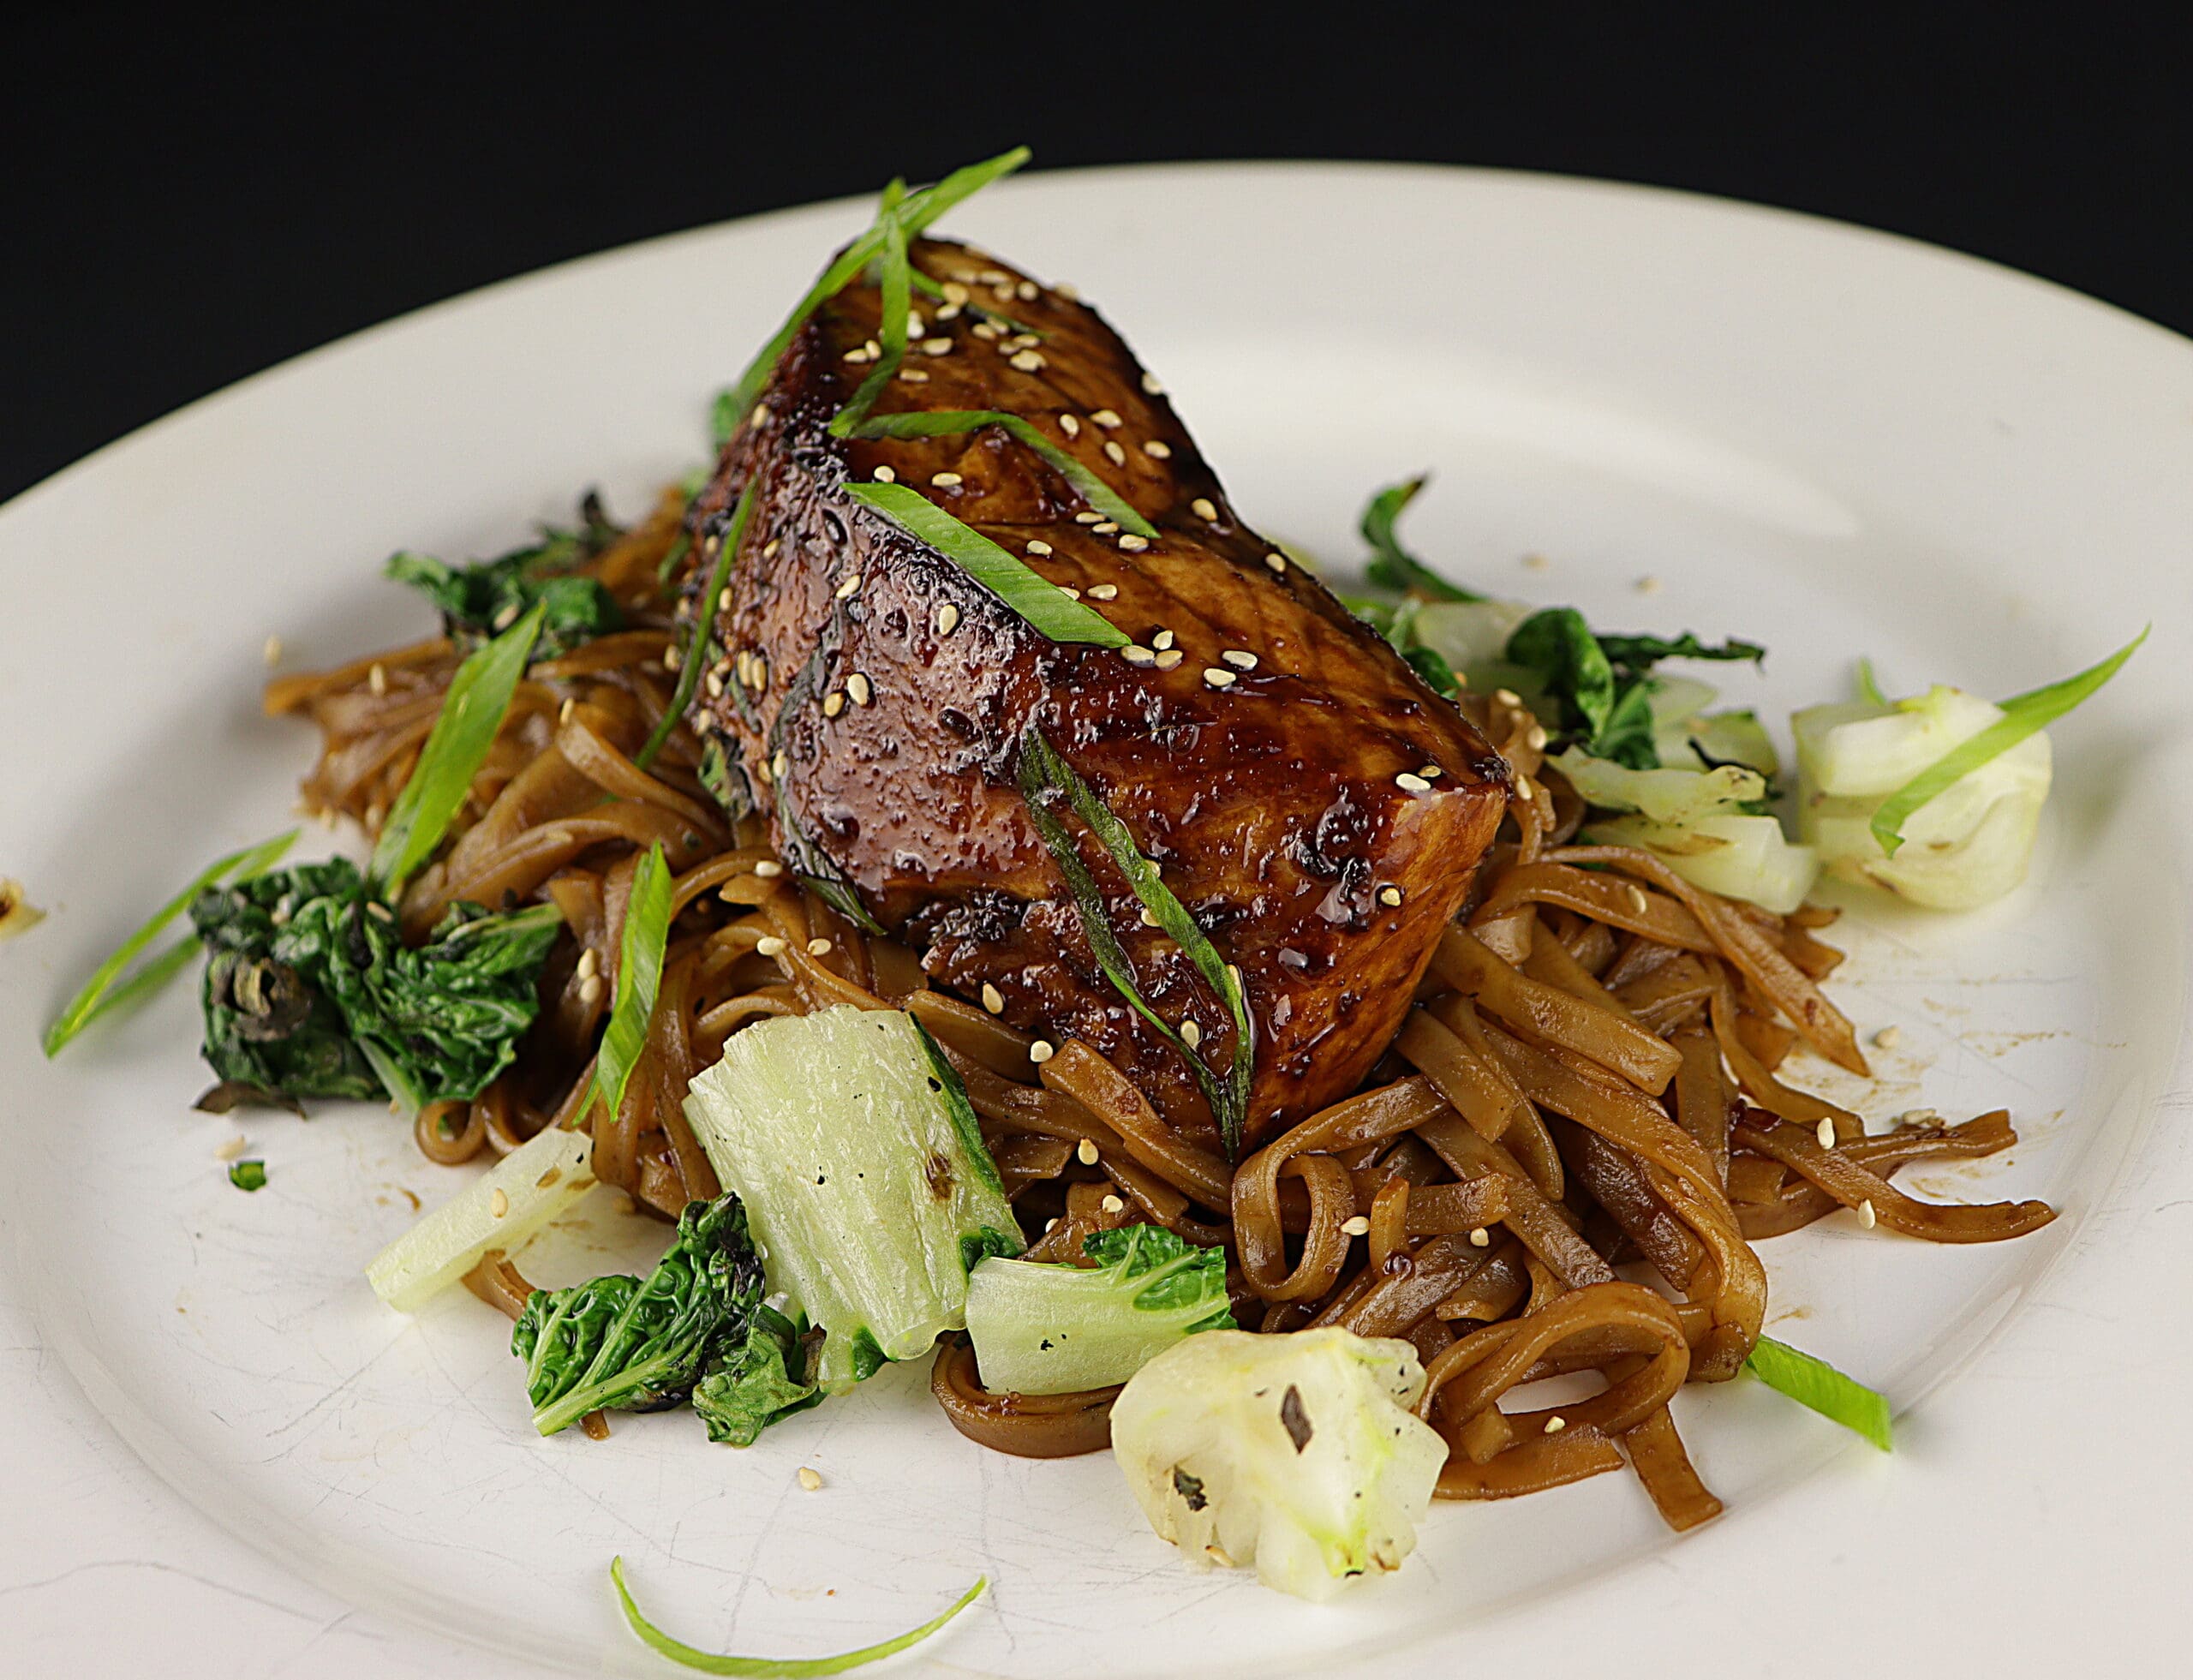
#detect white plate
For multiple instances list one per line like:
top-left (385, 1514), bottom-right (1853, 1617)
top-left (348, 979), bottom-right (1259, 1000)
top-left (3, 164), bottom-right (2190, 1679)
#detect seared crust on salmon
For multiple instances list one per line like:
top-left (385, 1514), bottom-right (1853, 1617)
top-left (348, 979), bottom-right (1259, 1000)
top-left (688, 238), bottom-right (1509, 1153)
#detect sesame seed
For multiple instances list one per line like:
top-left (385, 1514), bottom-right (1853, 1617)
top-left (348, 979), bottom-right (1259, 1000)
top-left (1378, 887), bottom-right (1403, 907)
top-left (762, 539), bottom-right (781, 559)
top-left (1635, 575), bottom-right (1664, 595)
top-left (1100, 1194), bottom-right (1126, 1215)
top-left (1017, 280), bottom-right (1039, 301)
top-left (1470, 1227), bottom-right (1491, 1247)
top-left (1077, 1139), bottom-right (1100, 1165)
top-left (577, 948), bottom-right (600, 980)
top-left (1817, 1117), bottom-right (1837, 1149)
top-left (1264, 553), bottom-right (1288, 573)
top-left (578, 974), bottom-right (604, 1006)
top-left (807, 937), bottom-right (833, 957)
top-left (753, 859), bottom-right (784, 877)
top-left (1121, 645), bottom-right (1156, 666)
top-left (941, 281), bottom-right (969, 304)
top-left (719, 587), bottom-right (736, 612)
top-left (1091, 521), bottom-right (1120, 535)
top-left (1144, 440), bottom-right (1172, 458)
top-left (1544, 1415), bottom-right (1568, 1435)
top-left (559, 697), bottom-right (577, 725)
top-left (1203, 667), bottom-right (1237, 689)
top-left (898, 368), bottom-right (929, 383)
top-left (1180, 1019), bottom-right (1202, 1048)
top-left (1222, 649), bottom-right (1258, 670)
top-left (1029, 1040), bottom-right (1055, 1065)
top-left (1154, 649), bottom-right (1184, 670)
top-left (1090, 409), bottom-right (1122, 428)
top-left (863, 339), bottom-right (881, 358)
top-left (1058, 587), bottom-right (1081, 600)
top-left (846, 673), bottom-right (872, 706)
top-left (1060, 414), bottom-right (1081, 438)
top-left (1086, 583), bottom-right (1118, 600)
top-left (936, 602), bottom-right (961, 635)
top-left (797, 1467), bottom-right (823, 1492)
top-left (835, 572), bottom-right (861, 599)
top-left (1008, 333), bottom-right (1041, 350)
top-left (873, 465), bottom-right (897, 482)
top-left (1103, 440), bottom-right (1126, 465)
top-left (366, 900), bottom-right (395, 923)
top-left (920, 337), bottom-right (953, 356)
top-left (771, 750), bottom-right (788, 779)
top-left (1142, 373), bottom-right (1164, 394)
top-left (368, 662), bottom-right (387, 696)
top-left (932, 472), bottom-right (964, 488)
top-left (1055, 281), bottom-right (1079, 299)
top-left (214, 1135), bottom-right (248, 1161)
top-left (1140, 907), bottom-right (1161, 927)
top-left (1873, 1025), bottom-right (1903, 1049)
top-left (1419, 764), bottom-right (1443, 780)
top-left (262, 634), bottom-right (283, 667)
top-left (1010, 350), bottom-right (1045, 372)
top-left (1858, 1199), bottom-right (1879, 1229)
top-left (1515, 773), bottom-right (1537, 801)
top-left (842, 346), bottom-right (871, 364)
top-left (751, 404), bottom-right (772, 428)
top-left (823, 691), bottom-right (845, 718)
top-left (1493, 688), bottom-right (1521, 707)
top-left (1395, 772), bottom-right (1431, 792)
top-left (1341, 1215), bottom-right (1371, 1236)
top-left (490, 1188), bottom-right (510, 1218)
top-left (981, 983), bottom-right (1005, 1014)
top-left (1074, 511), bottom-right (1103, 524)
top-left (1026, 540), bottom-right (1053, 555)
top-left (1191, 498), bottom-right (1218, 522)
top-left (1899, 1108), bottom-right (1940, 1127)
top-left (662, 644), bottom-right (681, 673)
top-left (1527, 725), bottom-right (1550, 750)
top-left (971, 321), bottom-right (1000, 340)
top-left (1523, 553), bottom-right (1551, 571)
top-left (1152, 630), bottom-right (1176, 651)
top-left (905, 313), bottom-right (925, 337)
top-left (1627, 885), bottom-right (1651, 915)
top-left (756, 936), bottom-right (787, 956)
top-left (750, 655), bottom-right (768, 694)
top-left (935, 304), bottom-right (961, 321)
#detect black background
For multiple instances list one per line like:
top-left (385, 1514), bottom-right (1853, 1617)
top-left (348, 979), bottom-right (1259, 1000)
top-left (6, 11), bottom-right (2187, 503)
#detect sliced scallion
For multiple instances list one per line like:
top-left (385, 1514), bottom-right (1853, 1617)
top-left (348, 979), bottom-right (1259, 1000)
top-left (1361, 476), bottom-right (1482, 603)
top-left (717, 148), bottom-right (1031, 427)
top-left (1871, 626), bottom-right (2146, 855)
top-left (370, 601), bottom-right (545, 897)
top-left (1016, 726), bottom-right (1253, 1157)
top-left (827, 183), bottom-right (910, 439)
top-left (636, 481), bottom-right (756, 771)
top-left (845, 483), bottom-right (1127, 648)
top-left (42, 828), bottom-right (298, 1056)
top-left (1743, 1335), bottom-right (1892, 1451)
top-left (581, 842), bottom-right (672, 1127)
top-left (609, 1557), bottom-right (986, 1677)
top-left (851, 410), bottom-right (1155, 538)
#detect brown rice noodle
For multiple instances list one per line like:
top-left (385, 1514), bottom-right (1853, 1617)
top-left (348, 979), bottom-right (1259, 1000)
top-left (267, 487), bottom-right (2057, 1527)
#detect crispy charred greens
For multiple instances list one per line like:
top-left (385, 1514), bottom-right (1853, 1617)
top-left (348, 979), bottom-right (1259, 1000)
top-left (965, 1223), bottom-right (1234, 1395)
top-left (1506, 607), bottom-right (1766, 769)
top-left (514, 1195), bottom-right (766, 1438)
top-left (691, 1303), bottom-right (822, 1446)
top-left (189, 858), bottom-right (561, 1112)
top-left (386, 497), bottom-right (623, 661)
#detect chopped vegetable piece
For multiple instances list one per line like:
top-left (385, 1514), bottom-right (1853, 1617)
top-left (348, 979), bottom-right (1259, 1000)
top-left (369, 601), bottom-right (545, 897)
top-left (683, 1007), bottom-right (1022, 1391)
top-left (385, 517), bottom-right (622, 661)
top-left (851, 410), bottom-right (1155, 537)
top-left (1580, 812), bottom-right (1820, 916)
top-left (190, 859), bottom-right (562, 1112)
top-left (1016, 726), bottom-right (1254, 1158)
top-left (1359, 476), bottom-right (1482, 601)
top-left (843, 484), bottom-right (1128, 647)
top-left (1508, 608), bottom-right (1765, 769)
top-left (610, 1557), bottom-right (986, 1677)
top-left (42, 829), bottom-right (297, 1057)
top-left (965, 1223), bottom-right (1234, 1395)
top-left (514, 1195), bottom-right (765, 1437)
top-left (366, 1124), bottom-right (597, 1312)
top-left (1111, 1327), bottom-right (1447, 1601)
top-left (227, 1159), bottom-right (267, 1192)
top-left (1553, 748), bottom-right (1768, 826)
top-left (1867, 628), bottom-right (2144, 855)
top-left (1743, 1335), bottom-right (1892, 1451)
top-left (581, 843), bottom-right (672, 1127)
top-left (0, 876), bottom-right (44, 942)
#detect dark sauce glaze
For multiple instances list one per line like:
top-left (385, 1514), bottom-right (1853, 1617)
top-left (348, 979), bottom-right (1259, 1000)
top-left (687, 238), bottom-right (1509, 1153)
